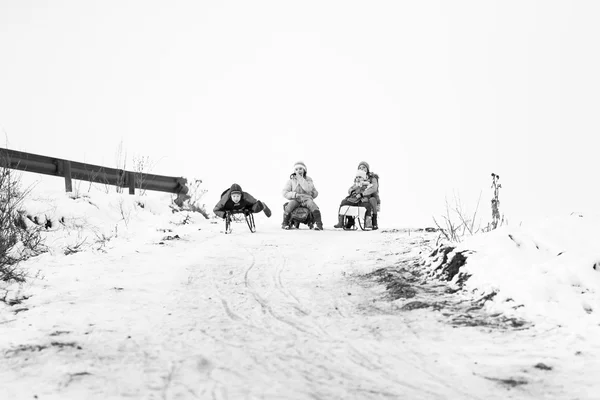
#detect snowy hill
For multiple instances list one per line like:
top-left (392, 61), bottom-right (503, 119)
top-left (0, 189), bottom-right (599, 399)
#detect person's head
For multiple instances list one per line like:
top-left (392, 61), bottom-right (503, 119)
top-left (355, 169), bottom-right (367, 183)
top-left (357, 161), bottom-right (370, 174)
top-left (229, 183), bottom-right (243, 203)
top-left (293, 161), bottom-right (307, 177)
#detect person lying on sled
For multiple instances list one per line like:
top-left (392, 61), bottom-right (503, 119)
top-left (213, 183), bottom-right (272, 219)
top-left (333, 169), bottom-right (374, 229)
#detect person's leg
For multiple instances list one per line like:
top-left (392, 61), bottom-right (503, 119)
top-left (252, 200), bottom-right (271, 217)
top-left (334, 209), bottom-right (345, 228)
top-left (338, 199), bottom-right (358, 229)
top-left (304, 199), bottom-right (323, 230)
top-left (284, 200), bottom-right (300, 214)
top-left (282, 200), bottom-right (299, 229)
top-left (251, 201), bottom-right (263, 213)
top-left (368, 197), bottom-right (378, 229)
top-left (334, 198), bottom-right (348, 228)
top-left (363, 204), bottom-right (373, 229)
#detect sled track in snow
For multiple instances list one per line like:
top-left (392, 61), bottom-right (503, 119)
top-left (242, 246), bottom-right (321, 337)
top-left (273, 247), bottom-right (310, 316)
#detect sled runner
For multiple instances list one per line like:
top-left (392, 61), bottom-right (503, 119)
top-left (224, 210), bottom-right (256, 234)
top-left (339, 205), bottom-right (371, 231)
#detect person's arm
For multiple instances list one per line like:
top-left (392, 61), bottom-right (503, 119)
top-left (213, 199), bottom-right (226, 218)
top-left (243, 191), bottom-right (258, 204)
top-left (362, 177), bottom-right (379, 197)
top-left (348, 182), bottom-right (360, 195)
top-left (306, 177), bottom-right (318, 199)
top-left (282, 179), bottom-right (297, 200)
top-left (295, 175), bottom-right (313, 193)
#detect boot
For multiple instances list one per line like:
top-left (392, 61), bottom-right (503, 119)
top-left (281, 212), bottom-right (291, 229)
top-left (312, 209), bottom-right (323, 231)
top-left (345, 216), bottom-right (355, 229)
top-left (259, 201), bottom-right (271, 218)
top-left (372, 214), bottom-right (378, 230)
top-left (365, 215), bottom-right (373, 229)
top-left (333, 214), bottom-right (345, 229)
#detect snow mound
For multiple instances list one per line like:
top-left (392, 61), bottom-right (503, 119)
top-left (425, 214), bottom-right (600, 329)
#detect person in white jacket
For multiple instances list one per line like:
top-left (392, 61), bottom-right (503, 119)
top-left (281, 161), bottom-right (323, 230)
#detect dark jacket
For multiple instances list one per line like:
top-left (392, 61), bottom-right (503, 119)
top-left (213, 183), bottom-right (258, 218)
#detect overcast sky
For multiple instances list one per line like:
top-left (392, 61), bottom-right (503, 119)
top-left (1, 1), bottom-right (599, 227)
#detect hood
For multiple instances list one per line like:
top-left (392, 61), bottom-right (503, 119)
top-left (230, 183), bottom-right (243, 195)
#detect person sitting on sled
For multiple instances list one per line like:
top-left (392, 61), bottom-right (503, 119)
top-left (213, 183), bottom-right (272, 219)
top-left (333, 169), bottom-right (375, 229)
top-left (349, 161), bottom-right (380, 229)
top-left (281, 161), bottom-right (323, 230)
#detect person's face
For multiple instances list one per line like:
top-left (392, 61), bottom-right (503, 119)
top-left (231, 193), bottom-right (242, 203)
top-left (358, 164), bottom-right (368, 173)
top-left (295, 167), bottom-right (305, 175)
top-left (355, 176), bottom-right (364, 184)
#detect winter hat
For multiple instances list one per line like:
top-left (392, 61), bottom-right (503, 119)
top-left (357, 161), bottom-right (370, 174)
top-left (356, 170), bottom-right (367, 180)
top-left (229, 183), bottom-right (242, 196)
top-left (294, 161), bottom-right (307, 173)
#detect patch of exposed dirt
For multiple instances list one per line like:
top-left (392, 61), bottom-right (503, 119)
top-left (484, 376), bottom-right (528, 387)
top-left (356, 232), bottom-right (531, 331)
top-left (5, 341), bottom-right (82, 356)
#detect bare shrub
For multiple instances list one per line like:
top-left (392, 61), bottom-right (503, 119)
top-left (433, 191), bottom-right (482, 244)
top-left (92, 227), bottom-right (117, 253)
top-left (0, 154), bottom-right (46, 283)
top-left (115, 196), bottom-right (132, 227)
top-left (115, 140), bottom-right (127, 194)
top-left (64, 238), bottom-right (87, 255)
top-left (172, 178), bottom-right (209, 218)
top-left (132, 154), bottom-right (160, 196)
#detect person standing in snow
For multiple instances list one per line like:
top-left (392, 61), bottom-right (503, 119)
top-left (213, 183), bottom-right (272, 219)
top-left (281, 161), bottom-right (323, 230)
top-left (334, 161), bottom-right (380, 230)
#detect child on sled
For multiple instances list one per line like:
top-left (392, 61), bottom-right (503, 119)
top-left (213, 183), bottom-right (272, 219)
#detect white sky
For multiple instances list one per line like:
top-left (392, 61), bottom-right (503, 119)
top-left (1, 1), bottom-right (600, 227)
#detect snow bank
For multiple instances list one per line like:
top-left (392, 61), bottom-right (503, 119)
top-left (426, 214), bottom-right (600, 329)
top-left (17, 188), bottom-right (206, 255)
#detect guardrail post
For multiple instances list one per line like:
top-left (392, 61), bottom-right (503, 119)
top-left (63, 160), bottom-right (73, 192)
top-left (127, 171), bottom-right (135, 195)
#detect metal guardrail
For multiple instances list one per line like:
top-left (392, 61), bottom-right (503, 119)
top-left (0, 147), bottom-right (189, 204)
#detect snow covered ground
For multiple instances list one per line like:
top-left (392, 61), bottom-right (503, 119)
top-left (1, 188), bottom-right (598, 399)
